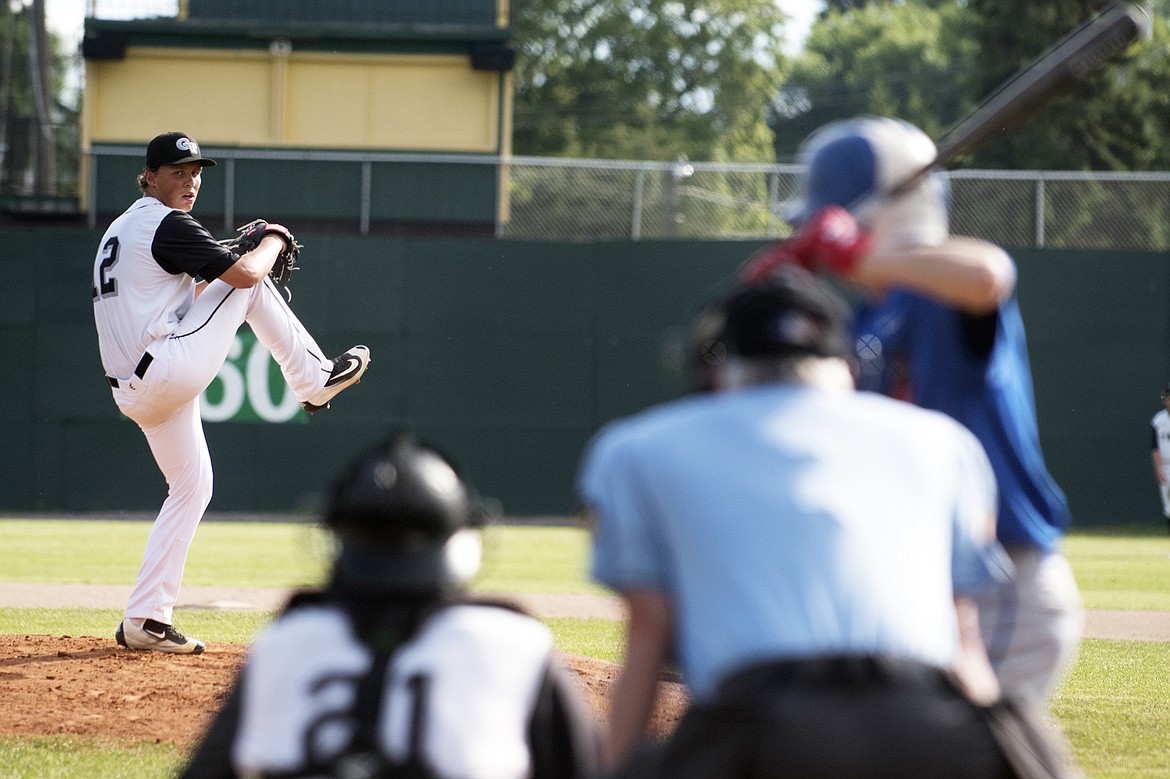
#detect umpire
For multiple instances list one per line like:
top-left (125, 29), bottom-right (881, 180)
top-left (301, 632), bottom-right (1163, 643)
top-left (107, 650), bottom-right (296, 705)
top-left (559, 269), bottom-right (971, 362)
top-left (181, 432), bottom-right (599, 778)
top-left (578, 268), bottom-right (1068, 778)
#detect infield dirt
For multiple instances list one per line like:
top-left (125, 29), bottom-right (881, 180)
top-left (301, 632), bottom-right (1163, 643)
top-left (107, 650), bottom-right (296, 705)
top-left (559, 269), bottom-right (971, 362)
top-left (0, 634), bottom-right (687, 748)
top-left (0, 584), bottom-right (1165, 750)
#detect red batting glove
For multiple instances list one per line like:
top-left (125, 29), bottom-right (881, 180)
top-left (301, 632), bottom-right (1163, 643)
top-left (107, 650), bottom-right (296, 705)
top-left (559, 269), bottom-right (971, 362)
top-left (785, 206), bottom-right (871, 275)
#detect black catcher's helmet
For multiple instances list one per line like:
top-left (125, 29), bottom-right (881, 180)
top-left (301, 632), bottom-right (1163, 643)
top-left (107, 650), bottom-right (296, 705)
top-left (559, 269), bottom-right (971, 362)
top-left (324, 431), bottom-right (491, 592)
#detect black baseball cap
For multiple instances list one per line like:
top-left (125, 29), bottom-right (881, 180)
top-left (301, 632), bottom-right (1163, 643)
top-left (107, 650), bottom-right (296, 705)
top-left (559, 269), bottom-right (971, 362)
top-left (1161, 383), bottom-right (1170, 399)
top-left (692, 266), bottom-right (852, 367)
top-left (145, 131), bottom-right (216, 169)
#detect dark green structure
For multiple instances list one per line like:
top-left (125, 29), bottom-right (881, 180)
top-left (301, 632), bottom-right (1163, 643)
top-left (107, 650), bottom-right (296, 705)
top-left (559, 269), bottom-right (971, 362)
top-left (4, 227), bottom-right (1167, 527)
top-left (85, 152), bottom-right (502, 237)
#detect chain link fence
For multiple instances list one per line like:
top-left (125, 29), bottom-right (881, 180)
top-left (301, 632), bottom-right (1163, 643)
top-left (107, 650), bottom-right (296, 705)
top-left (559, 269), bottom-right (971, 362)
top-left (77, 144), bottom-right (1170, 251)
top-left (502, 157), bottom-right (1170, 251)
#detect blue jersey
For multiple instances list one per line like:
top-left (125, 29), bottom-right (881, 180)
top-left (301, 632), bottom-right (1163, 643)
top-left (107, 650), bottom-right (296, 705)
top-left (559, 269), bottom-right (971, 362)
top-left (853, 287), bottom-right (1070, 552)
top-left (579, 384), bottom-right (1009, 701)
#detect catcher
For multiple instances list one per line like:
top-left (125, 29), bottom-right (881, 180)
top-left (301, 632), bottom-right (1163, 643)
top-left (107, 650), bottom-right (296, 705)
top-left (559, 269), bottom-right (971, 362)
top-left (181, 431), bottom-right (600, 778)
top-left (91, 131), bottom-right (371, 654)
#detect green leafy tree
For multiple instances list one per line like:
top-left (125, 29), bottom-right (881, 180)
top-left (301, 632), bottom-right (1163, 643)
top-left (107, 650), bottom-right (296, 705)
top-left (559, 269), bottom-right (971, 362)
top-left (512, 0), bottom-right (789, 162)
top-left (770, 2), bottom-right (978, 160)
top-left (774, 1), bottom-right (1170, 172)
top-left (966, 0), bottom-right (1170, 171)
top-left (821, 1), bottom-right (874, 11)
top-left (0, 0), bottom-right (79, 197)
top-left (820, 0), bottom-right (967, 10)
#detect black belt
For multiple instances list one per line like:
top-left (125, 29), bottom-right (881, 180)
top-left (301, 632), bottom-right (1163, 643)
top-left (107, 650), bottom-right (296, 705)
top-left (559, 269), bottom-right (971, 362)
top-left (105, 352), bottom-right (154, 388)
top-left (718, 655), bottom-right (945, 695)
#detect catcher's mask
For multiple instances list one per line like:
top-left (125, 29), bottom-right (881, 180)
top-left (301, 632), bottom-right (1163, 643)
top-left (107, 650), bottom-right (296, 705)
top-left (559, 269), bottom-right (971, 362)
top-left (690, 266), bottom-right (853, 391)
top-left (325, 431), bottom-right (492, 593)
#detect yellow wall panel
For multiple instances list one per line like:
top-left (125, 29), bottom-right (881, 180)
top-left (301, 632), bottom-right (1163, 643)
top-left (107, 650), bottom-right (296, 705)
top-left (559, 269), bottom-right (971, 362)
top-left (85, 48), bottom-right (504, 153)
top-left (283, 62), bottom-right (373, 147)
top-left (367, 63), bottom-right (500, 151)
top-left (286, 56), bottom-right (499, 151)
top-left (87, 50), bottom-right (273, 145)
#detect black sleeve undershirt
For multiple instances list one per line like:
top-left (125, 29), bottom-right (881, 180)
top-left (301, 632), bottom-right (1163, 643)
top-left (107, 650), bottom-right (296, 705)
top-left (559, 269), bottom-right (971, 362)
top-left (151, 210), bottom-right (237, 282)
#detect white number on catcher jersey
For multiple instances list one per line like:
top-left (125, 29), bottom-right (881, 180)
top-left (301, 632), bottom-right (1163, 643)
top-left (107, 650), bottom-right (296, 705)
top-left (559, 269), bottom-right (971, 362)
top-left (232, 604), bottom-right (555, 778)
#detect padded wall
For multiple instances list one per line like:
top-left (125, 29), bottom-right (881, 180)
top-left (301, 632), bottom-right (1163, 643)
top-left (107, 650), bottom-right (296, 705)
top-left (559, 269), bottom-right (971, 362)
top-left (4, 227), bottom-right (1165, 524)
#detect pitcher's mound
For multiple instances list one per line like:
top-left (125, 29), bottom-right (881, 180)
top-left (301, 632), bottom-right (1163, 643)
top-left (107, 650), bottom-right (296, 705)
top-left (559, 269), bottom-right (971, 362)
top-left (0, 634), bottom-right (688, 746)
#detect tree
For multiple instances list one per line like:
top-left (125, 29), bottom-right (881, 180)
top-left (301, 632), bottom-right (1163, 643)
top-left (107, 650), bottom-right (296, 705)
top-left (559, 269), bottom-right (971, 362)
top-left (770, 2), bottom-right (977, 160)
top-left (0, 0), bottom-right (78, 197)
top-left (820, 1), bottom-right (957, 16)
top-left (774, 0), bottom-right (1170, 171)
top-left (965, 0), bottom-right (1170, 170)
top-left (512, 0), bottom-right (790, 162)
top-left (28, 0), bottom-right (55, 195)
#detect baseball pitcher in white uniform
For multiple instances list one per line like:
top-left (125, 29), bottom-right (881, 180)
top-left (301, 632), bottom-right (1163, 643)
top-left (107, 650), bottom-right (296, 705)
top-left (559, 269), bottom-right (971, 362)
top-left (91, 131), bottom-right (371, 653)
top-left (1150, 383), bottom-right (1170, 554)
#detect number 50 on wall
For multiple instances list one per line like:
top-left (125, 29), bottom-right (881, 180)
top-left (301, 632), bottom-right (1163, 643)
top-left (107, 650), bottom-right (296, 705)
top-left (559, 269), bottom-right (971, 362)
top-left (201, 330), bottom-right (306, 424)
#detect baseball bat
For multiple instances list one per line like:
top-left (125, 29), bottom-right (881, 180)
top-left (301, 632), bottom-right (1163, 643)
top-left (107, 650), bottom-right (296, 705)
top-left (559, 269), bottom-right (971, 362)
top-left (887, 2), bottom-right (1150, 198)
top-left (741, 3), bottom-right (1149, 283)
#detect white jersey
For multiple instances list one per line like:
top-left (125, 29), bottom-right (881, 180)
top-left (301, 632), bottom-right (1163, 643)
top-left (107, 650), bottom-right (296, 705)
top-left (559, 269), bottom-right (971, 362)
top-left (91, 196), bottom-right (235, 379)
top-left (230, 603), bottom-right (568, 778)
top-left (1153, 409), bottom-right (1170, 464)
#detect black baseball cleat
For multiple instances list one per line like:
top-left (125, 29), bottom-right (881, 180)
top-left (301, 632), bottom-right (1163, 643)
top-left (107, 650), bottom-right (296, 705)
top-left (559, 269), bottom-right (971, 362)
top-left (116, 618), bottom-right (205, 654)
top-left (302, 345), bottom-right (371, 415)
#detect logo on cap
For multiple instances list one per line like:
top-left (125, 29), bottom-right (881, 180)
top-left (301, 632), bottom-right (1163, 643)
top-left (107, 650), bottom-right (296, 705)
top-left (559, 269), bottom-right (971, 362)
top-left (146, 131), bottom-right (216, 168)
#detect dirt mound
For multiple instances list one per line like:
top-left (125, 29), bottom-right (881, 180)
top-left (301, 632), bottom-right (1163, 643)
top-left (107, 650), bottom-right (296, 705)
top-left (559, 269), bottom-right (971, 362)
top-left (0, 634), bottom-right (688, 747)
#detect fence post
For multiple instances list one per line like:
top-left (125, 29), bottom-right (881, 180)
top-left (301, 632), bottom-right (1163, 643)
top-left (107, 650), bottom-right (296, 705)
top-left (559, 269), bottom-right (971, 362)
top-left (360, 159), bottom-right (372, 235)
top-left (223, 157), bottom-right (235, 233)
top-left (631, 169), bottom-right (645, 240)
top-left (1035, 176), bottom-right (1046, 249)
top-left (767, 171), bottom-right (779, 238)
top-left (87, 151), bottom-right (97, 229)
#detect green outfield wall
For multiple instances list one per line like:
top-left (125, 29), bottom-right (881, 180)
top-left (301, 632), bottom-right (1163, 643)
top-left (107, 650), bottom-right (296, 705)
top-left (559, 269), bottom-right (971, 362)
top-left (2, 227), bottom-right (1166, 528)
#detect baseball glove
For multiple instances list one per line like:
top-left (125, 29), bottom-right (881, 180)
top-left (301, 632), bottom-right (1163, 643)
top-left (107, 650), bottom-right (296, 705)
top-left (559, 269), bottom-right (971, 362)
top-left (219, 219), bottom-right (302, 301)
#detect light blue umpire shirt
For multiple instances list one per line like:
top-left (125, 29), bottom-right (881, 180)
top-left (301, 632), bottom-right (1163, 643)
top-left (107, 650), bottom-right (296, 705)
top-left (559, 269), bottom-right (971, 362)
top-left (579, 383), bottom-right (1012, 702)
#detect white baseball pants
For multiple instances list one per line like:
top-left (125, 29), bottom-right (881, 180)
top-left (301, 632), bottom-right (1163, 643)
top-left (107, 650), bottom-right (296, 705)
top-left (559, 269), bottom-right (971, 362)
top-left (109, 277), bottom-right (332, 624)
top-left (976, 546), bottom-right (1083, 712)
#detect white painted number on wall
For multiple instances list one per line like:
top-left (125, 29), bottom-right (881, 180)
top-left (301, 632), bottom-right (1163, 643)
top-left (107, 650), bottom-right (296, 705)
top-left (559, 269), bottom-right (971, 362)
top-left (201, 333), bottom-right (302, 423)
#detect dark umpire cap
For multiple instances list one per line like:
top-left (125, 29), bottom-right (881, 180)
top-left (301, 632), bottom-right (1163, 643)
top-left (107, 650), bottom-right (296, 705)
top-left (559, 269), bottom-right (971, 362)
top-left (146, 131), bottom-right (216, 168)
top-left (691, 265), bottom-right (852, 370)
top-left (1162, 383), bottom-right (1170, 399)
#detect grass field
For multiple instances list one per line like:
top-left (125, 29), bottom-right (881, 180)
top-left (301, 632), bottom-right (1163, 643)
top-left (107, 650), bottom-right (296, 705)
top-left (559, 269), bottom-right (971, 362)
top-left (0, 518), bottom-right (1168, 778)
